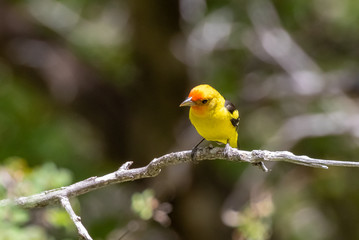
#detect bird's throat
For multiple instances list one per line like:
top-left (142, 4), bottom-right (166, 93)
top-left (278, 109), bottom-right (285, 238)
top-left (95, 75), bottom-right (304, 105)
top-left (190, 105), bottom-right (209, 117)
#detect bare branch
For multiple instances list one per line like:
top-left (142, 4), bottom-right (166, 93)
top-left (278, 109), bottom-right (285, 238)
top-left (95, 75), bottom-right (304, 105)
top-left (1, 147), bottom-right (359, 209)
top-left (59, 196), bottom-right (93, 240)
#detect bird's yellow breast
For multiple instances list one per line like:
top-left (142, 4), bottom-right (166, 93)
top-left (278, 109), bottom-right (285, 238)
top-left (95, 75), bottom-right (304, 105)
top-left (189, 101), bottom-right (238, 147)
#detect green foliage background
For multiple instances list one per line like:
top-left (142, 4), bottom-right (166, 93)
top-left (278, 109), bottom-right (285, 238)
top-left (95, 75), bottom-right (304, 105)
top-left (1, 0), bottom-right (359, 239)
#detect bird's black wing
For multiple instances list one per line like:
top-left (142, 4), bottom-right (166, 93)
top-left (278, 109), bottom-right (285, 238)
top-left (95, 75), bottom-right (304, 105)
top-left (224, 100), bottom-right (236, 114)
top-left (225, 100), bottom-right (240, 128)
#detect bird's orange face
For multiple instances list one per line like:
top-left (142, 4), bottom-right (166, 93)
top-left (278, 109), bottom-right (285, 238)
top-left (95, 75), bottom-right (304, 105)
top-left (188, 88), bottom-right (209, 115)
top-left (180, 84), bottom-right (219, 116)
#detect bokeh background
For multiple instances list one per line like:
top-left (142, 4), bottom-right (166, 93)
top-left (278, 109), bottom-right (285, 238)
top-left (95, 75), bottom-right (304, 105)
top-left (1, 0), bottom-right (359, 239)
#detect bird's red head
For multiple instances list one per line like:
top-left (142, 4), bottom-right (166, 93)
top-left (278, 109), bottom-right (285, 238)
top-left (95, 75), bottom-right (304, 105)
top-left (180, 84), bottom-right (222, 116)
top-left (188, 88), bottom-right (204, 102)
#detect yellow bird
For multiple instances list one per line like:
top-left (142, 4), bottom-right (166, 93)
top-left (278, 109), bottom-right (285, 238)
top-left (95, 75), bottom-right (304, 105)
top-left (180, 84), bottom-right (240, 156)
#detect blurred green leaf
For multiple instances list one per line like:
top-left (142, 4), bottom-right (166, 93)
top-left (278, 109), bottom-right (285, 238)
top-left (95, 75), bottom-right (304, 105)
top-left (131, 189), bottom-right (155, 220)
top-left (46, 207), bottom-right (75, 231)
top-left (0, 159), bottom-right (76, 239)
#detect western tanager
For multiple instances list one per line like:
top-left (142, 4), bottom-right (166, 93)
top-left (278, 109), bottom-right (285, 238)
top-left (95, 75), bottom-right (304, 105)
top-left (180, 84), bottom-right (240, 156)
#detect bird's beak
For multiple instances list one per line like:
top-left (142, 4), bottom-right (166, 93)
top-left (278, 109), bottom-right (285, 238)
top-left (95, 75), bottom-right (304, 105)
top-left (179, 97), bottom-right (195, 107)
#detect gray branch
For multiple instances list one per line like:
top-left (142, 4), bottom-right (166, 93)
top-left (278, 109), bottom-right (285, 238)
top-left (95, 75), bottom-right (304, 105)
top-left (1, 147), bottom-right (359, 239)
top-left (59, 196), bottom-right (93, 240)
top-left (1, 147), bottom-right (359, 209)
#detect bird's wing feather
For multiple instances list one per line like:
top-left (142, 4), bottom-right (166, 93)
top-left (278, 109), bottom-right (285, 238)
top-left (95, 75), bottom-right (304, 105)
top-left (224, 100), bottom-right (236, 114)
top-left (225, 100), bottom-right (240, 128)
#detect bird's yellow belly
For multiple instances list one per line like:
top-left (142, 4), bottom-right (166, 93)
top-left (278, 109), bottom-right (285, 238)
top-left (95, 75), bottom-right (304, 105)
top-left (189, 112), bottom-right (237, 147)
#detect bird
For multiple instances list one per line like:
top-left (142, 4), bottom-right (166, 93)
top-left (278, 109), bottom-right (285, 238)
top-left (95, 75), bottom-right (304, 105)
top-left (180, 84), bottom-right (240, 158)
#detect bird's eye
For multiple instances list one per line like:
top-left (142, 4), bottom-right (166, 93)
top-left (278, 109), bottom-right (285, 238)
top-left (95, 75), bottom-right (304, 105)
top-left (202, 99), bottom-right (208, 104)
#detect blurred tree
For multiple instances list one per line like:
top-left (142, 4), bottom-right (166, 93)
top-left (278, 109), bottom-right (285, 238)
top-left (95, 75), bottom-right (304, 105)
top-left (1, 0), bottom-right (359, 239)
top-left (0, 0), bottom-right (188, 165)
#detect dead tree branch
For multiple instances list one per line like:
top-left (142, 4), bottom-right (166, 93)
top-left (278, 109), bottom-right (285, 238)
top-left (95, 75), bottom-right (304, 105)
top-left (59, 196), bottom-right (93, 240)
top-left (2, 147), bottom-right (359, 209)
top-left (1, 147), bottom-right (359, 239)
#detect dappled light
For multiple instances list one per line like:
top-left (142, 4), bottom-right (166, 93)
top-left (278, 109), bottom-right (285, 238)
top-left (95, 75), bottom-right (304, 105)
top-left (1, 0), bottom-right (359, 239)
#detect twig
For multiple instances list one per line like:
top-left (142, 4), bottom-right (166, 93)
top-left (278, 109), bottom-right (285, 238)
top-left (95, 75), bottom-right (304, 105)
top-left (59, 196), bottom-right (93, 240)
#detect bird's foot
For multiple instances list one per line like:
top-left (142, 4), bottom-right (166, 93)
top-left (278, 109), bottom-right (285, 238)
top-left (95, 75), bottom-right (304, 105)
top-left (252, 161), bottom-right (270, 172)
top-left (191, 138), bottom-right (205, 164)
top-left (191, 147), bottom-right (200, 164)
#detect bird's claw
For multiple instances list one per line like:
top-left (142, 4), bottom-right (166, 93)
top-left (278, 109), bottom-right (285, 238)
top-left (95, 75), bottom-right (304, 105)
top-left (252, 161), bottom-right (270, 172)
top-left (191, 147), bottom-right (200, 164)
top-left (191, 138), bottom-right (205, 164)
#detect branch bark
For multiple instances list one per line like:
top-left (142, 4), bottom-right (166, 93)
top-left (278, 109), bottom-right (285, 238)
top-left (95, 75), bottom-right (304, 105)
top-left (2, 147), bottom-right (359, 239)
top-left (59, 196), bottom-right (93, 240)
top-left (1, 147), bottom-right (359, 209)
